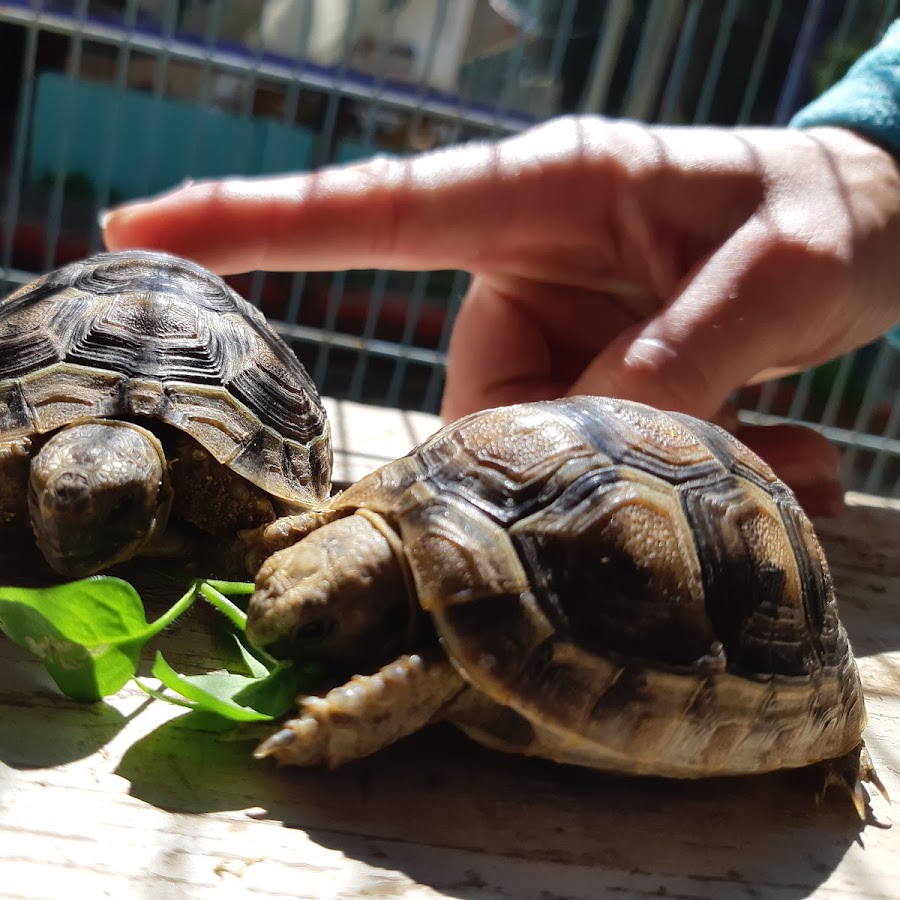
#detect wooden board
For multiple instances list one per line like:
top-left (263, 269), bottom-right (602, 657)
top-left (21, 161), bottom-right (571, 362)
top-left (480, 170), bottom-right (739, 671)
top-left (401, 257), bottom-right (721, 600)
top-left (1, 400), bottom-right (898, 900)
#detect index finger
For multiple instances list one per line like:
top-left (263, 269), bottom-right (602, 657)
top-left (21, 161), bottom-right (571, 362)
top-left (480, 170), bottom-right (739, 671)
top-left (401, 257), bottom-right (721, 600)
top-left (102, 120), bottom-right (589, 275)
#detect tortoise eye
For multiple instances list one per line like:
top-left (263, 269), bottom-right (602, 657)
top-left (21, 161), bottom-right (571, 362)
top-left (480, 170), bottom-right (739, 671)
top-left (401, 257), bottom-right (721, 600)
top-left (293, 617), bottom-right (335, 645)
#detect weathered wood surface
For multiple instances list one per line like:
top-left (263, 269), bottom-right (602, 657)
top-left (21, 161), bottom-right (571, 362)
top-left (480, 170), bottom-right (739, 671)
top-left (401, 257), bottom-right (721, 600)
top-left (1, 400), bottom-right (897, 900)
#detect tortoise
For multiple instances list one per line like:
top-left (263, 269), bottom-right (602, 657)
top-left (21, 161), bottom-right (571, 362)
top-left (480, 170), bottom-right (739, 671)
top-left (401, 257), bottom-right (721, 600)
top-left (244, 396), bottom-right (885, 813)
top-left (0, 250), bottom-right (330, 577)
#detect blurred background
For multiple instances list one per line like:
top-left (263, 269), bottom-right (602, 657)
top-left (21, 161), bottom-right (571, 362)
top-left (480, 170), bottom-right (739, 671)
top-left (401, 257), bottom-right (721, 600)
top-left (0, 0), bottom-right (898, 498)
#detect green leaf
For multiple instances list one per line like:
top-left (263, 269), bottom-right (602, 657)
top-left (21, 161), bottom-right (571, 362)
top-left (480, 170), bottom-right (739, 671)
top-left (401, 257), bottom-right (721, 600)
top-left (232, 660), bottom-right (322, 719)
top-left (0, 577), bottom-right (200, 702)
top-left (149, 652), bottom-right (277, 722)
top-left (233, 634), bottom-right (271, 679)
top-left (143, 640), bottom-right (323, 725)
top-left (0, 578), bottom-right (152, 701)
top-left (0, 573), bottom-right (322, 725)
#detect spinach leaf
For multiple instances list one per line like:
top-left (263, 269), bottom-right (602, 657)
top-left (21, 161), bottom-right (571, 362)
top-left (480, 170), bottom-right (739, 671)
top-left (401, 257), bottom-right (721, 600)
top-left (0, 577), bottom-right (192, 701)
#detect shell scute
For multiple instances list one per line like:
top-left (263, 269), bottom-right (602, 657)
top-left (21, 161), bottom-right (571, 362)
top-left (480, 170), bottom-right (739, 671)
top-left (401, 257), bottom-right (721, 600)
top-left (404, 409), bottom-right (607, 529)
top-left (19, 362), bottom-right (127, 435)
top-left (556, 397), bottom-right (727, 486)
top-left (508, 465), bottom-right (714, 669)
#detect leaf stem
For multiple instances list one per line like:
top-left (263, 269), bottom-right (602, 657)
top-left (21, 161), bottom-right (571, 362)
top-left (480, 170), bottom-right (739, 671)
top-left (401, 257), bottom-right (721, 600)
top-left (204, 579), bottom-right (255, 596)
top-left (198, 582), bottom-right (248, 631)
top-left (134, 677), bottom-right (198, 709)
top-left (143, 583), bottom-right (200, 638)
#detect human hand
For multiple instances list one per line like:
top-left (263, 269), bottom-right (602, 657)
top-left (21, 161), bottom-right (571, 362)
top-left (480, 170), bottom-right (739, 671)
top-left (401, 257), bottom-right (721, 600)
top-left (102, 117), bottom-right (900, 514)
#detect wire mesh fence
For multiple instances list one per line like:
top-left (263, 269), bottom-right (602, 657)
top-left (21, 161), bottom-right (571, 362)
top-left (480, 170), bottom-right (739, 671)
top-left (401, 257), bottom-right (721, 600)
top-left (0, 0), bottom-right (898, 497)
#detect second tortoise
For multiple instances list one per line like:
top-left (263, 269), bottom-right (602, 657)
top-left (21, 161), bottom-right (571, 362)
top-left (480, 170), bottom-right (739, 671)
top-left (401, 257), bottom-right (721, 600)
top-left (244, 396), bottom-right (885, 813)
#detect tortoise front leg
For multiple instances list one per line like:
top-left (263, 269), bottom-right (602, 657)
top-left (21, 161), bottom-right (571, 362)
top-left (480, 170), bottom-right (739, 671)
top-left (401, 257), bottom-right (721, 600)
top-left (255, 652), bottom-right (466, 767)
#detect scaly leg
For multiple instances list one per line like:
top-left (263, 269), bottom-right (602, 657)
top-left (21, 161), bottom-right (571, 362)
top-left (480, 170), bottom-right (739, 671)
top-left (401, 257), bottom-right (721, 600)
top-left (255, 652), bottom-right (466, 768)
top-left (819, 741), bottom-right (890, 820)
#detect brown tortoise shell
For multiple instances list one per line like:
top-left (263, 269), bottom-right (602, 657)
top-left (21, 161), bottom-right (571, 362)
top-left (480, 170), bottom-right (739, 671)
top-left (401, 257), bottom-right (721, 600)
top-left (0, 250), bottom-right (331, 510)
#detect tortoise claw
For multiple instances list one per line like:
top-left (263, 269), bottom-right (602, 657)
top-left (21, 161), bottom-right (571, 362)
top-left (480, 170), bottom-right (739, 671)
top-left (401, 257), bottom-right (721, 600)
top-left (818, 742), bottom-right (890, 821)
top-left (253, 727), bottom-right (296, 760)
top-left (254, 716), bottom-right (328, 766)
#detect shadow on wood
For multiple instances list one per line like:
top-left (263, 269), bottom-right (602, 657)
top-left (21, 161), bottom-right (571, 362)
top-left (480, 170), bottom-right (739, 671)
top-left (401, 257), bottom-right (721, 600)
top-left (113, 708), bottom-right (873, 899)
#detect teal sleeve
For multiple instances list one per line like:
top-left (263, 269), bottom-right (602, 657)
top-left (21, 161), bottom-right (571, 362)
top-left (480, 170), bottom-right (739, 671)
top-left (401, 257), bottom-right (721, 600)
top-left (791, 21), bottom-right (900, 348)
top-left (790, 20), bottom-right (900, 156)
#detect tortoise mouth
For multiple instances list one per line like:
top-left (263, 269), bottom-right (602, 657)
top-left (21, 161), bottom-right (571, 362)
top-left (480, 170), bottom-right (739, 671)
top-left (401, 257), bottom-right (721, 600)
top-left (31, 481), bottom-right (162, 576)
top-left (34, 510), bottom-right (159, 577)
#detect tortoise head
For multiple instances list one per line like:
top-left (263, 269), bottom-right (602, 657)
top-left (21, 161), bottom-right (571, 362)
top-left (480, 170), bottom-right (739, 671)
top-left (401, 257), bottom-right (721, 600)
top-left (28, 420), bottom-right (173, 577)
top-left (247, 512), bottom-right (413, 670)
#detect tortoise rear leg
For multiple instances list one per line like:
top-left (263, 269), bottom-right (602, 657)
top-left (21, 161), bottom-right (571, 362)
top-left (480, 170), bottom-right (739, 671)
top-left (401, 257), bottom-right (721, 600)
top-left (255, 651), bottom-right (466, 768)
top-left (819, 741), bottom-right (889, 820)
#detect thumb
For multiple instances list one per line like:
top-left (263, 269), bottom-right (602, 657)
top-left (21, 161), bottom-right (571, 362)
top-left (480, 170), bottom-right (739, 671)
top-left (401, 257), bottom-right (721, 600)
top-left (568, 222), bottom-right (833, 419)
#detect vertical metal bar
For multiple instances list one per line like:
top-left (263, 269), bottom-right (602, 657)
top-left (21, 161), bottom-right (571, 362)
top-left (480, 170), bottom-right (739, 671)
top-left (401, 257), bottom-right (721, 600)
top-left (234, 16), bottom-right (273, 310)
top-left (311, 0), bottom-right (365, 387)
top-left (349, 0), bottom-right (450, 405)
top-left (412, 4), bottom-right (481, 410)
top-left (247, 270), bottom-right (267, 309)
top-left (840, 339), bottom-right (894, 484)
top-left (814, 0), bottom-right (861, 91)
top-left (283, 274), bottom-right (311, 335)
top-left (396, 1), bottom-right (532, 403)
top-left (876, 0), bottom-right (900, 39)
top-left (423, 269), bottom-right (469, 413)
top-left (312, 270), bottom-right (348, 389)
top-left (378, 1), bottom-right (532, 407)
top-left (183, 0), bottom-right (224, 176)
top-left (786, 367), bottom-right (817, 421)
top-left (693, 0), bottom-right (740, 124)
top-left (282, 1), bottom-right (318, 330)
top-left (90, 0), bottom-right (139, 251)
top-left (357, 0), bottom-right (401, 148)
top-left (491, 0), bottom-right (535, 126)
top-left (659, 0), bottom-right (703, 123)
top-left (348, 269), bottom-right (392, 401)
top-left (404, 0), bottom-right (449, 146)
top-left (773, 0), bottom-right (827, 125)
top-left (546, 0), bottom-right (579, 85)
top-left (820, 351), bottom-right (856, 427)
top-left (43, 0), bottom-right (90, 270)
top-left (136, 0), bottom-right (179, 199)
top-left (387, 269), bottom-right (430, 407)
top-left (578, 0), bottom-right (632, 113)
top-left (736, 0), bottom-right (782, 123)
top-left (752, 378), bottom-right (781, 416)
top-left (863, 390), bottom-right (899, 495)
top-left (623, 0), bottom-right (685, 121)
top-left (313, 0), bottom-right (362, 168)
top-left (2, 3), bottom-right (41, 278)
